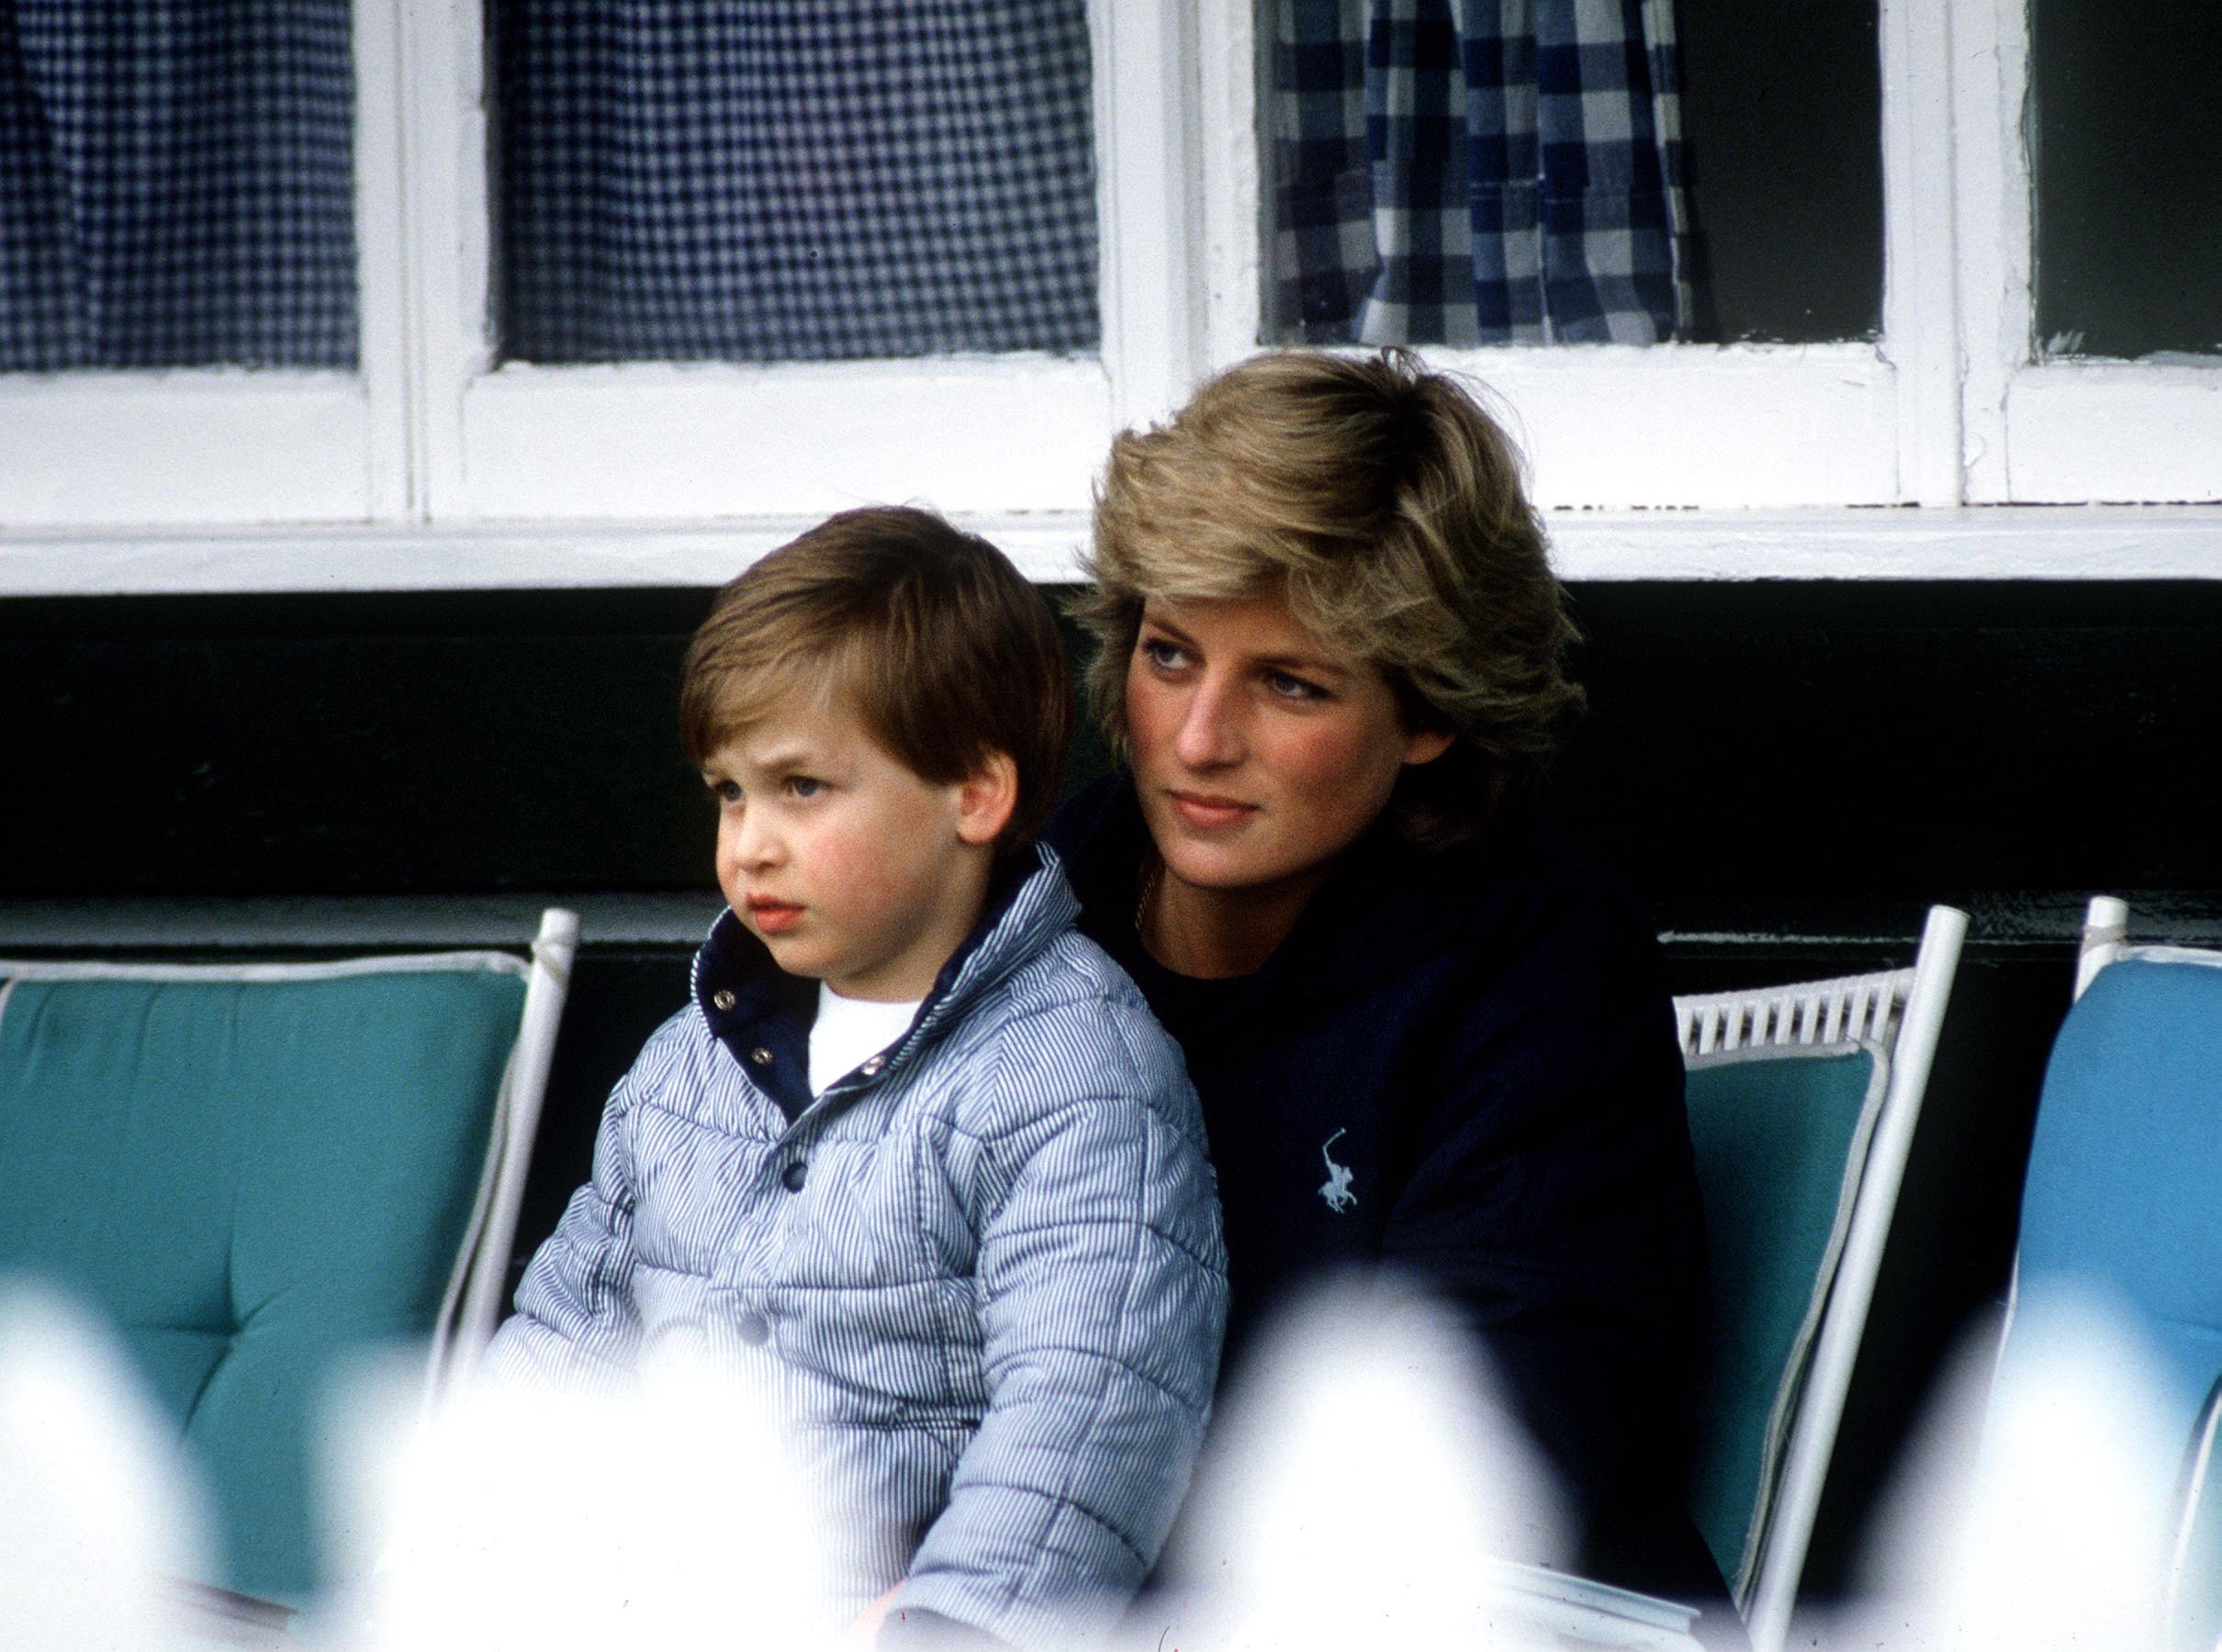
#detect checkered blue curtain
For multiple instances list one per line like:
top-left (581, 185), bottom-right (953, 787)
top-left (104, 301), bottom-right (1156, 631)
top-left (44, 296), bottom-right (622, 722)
top-left (0, 1), bottom-right (356, 372)
top-left (496, 1), bottom-right (1100, 365)
top-left (1270, 0), bottom-right (1689, 345)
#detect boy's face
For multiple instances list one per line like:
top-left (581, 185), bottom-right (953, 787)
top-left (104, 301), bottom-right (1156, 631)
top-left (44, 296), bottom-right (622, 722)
top-left (701, 692), bottom-right (994, 1002)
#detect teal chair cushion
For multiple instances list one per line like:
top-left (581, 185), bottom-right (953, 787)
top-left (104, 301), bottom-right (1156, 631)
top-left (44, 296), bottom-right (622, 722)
top-left (2007, 953), bottom-right (2222, 1649)
top-left (0, 964), bottom-right (528, 1601)
top-left (2010, 956), bottom-right (2222, 1444)
top-left (1683, 1042), bottom-right (1885, 1600)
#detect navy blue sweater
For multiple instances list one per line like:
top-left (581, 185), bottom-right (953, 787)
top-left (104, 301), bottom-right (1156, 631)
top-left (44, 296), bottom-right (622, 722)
top-left (1048, 774), bottom-right (1722, 1605)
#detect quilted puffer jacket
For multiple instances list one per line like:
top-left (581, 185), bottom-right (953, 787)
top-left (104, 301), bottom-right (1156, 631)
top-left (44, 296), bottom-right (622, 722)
top-left (487, 846), bottom-right (1228, 1650)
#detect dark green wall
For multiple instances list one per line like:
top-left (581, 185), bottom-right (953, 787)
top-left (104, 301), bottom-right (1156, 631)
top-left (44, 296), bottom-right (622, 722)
top-left (9, 577), bottom-right (2222, 1595)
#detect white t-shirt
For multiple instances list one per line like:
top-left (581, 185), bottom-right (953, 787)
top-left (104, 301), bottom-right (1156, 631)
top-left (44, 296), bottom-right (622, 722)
top-left (807, 983), bottom-right (922, 1096)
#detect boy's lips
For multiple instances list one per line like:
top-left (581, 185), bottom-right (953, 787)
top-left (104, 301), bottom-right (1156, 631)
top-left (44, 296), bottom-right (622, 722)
top-left (1166, 789), bottom-right (1258, 829)
top-left (746, 896), bottom-right (804, 935)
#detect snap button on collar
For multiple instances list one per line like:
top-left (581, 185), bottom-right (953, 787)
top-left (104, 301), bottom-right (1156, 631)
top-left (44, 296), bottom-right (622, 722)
top-left (713, 988), bottom-right (736, 1011)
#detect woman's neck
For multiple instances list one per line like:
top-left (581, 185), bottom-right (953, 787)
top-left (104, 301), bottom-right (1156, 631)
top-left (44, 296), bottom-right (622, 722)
top-left (1138, 857), bottom-right (1330, 981)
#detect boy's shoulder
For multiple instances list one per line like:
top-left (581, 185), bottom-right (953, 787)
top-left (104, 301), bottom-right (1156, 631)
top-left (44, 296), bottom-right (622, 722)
top-left (937, 924), bottom-right (1206, 1144)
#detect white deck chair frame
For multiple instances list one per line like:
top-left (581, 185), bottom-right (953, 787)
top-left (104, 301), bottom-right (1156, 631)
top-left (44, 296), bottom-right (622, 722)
top-left (1674, 903), bottom-right (1967, 1652)
top-left (445, 906), bottom-right (579, 1373)
top-left (2035, 894), bottom-right (2222, 1644)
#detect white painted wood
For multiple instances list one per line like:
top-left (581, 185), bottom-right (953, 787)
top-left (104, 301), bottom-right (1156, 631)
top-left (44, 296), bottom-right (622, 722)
top-left (457, 360), bottom-right (1112, 519)
top-left (354, 0), bottom-right (412, 521)
top-left (1453, 346), bottom-right (1899, 507)
top-left (399, 0), bottom-right (489, 522)
top-left (2003, 365), bottom-right (2222, 504)
top-left (1198, 0), bottom-right (1265, 369)
top-left (1951, 0), bottom-right (2028, 504)
top-left (0, 377), bottom-right (373, 527)
top-left (1879, 0), bottom-right (1965, 505)
top-left (1539, 503), bottom-right (2222, 579)
top-left (13, 505), bottom-right (2222, 595)
top-left (1094, 0), bottom-right (1210, 433)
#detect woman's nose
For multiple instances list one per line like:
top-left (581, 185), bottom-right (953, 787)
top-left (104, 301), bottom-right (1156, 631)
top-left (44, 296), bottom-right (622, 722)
top-left (1172, 676), bottom-right (1243, 768)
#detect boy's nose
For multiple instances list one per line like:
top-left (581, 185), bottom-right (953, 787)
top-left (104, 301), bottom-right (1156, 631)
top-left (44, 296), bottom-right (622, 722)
top-left (730, 813), bottom-right (782, 869)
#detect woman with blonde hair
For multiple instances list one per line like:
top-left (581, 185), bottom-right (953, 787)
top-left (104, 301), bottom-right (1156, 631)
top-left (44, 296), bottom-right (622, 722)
top-left (1049, 349), bottom-right (1724, 1612)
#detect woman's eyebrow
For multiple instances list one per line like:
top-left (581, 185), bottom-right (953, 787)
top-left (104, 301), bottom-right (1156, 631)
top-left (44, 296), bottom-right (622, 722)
top-left (1138, 609), bottom-right (1195, 644)
top-left (1252, 649), bottom-right (1352, 680)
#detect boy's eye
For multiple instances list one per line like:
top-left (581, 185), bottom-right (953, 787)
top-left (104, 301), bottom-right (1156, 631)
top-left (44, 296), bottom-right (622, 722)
top-left (787, 776), bottom-right (823, 799)
top-left (706, 777), bottom-right (742, 804)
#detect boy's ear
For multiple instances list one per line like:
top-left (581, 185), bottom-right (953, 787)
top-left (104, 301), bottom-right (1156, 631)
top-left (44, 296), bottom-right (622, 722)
top-left (953, 750), bottom-right (1020, 847)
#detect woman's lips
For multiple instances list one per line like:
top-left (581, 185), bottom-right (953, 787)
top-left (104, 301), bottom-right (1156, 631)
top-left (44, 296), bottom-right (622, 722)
top-left (747, 897), bottom-right (804, 934)
top-left (1167, 790), bottom-right (1257, 829)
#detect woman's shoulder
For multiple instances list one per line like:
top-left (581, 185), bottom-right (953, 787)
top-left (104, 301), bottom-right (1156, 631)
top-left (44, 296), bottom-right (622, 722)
top-left (1324, 806), bottom-right (1664, 987)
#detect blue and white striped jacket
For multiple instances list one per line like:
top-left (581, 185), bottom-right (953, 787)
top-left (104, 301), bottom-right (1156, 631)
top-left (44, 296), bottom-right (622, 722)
top-left (488, 847), bottom-right (1227, 1649)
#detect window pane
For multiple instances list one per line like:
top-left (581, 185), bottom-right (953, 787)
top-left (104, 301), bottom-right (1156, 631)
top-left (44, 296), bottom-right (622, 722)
top-left (1675, 0), bottom-right (1880, 345)
top-left (1258, 0), bottom-right (1881, 349)
top-left (0, 2), bottom-right (356, 372)
top-left (493, 1), bottom-right (1101, 365)
top-left (2033, 0), bottom-right (2222, 362)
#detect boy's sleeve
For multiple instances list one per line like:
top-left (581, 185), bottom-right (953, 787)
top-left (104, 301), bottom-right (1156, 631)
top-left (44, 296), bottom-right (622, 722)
top-left (894, 1001), bottom-right (1229, 1652)
top-left (479, 1025), bottom-right (657, 1389)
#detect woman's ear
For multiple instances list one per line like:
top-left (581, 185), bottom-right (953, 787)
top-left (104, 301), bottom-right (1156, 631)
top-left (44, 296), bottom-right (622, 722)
top-left (953, 750), bottom-right (1020, 846)
top-left (1402, 726), bottom-right (1454, 767)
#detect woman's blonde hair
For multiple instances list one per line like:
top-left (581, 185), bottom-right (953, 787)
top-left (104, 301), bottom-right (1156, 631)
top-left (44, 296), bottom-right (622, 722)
top-left (1075, 348), bottom-right (1582, 845)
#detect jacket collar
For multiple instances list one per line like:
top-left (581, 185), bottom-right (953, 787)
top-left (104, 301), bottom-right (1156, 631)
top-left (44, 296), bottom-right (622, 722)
top-left (690, 841), bottom-right (1080, 1113)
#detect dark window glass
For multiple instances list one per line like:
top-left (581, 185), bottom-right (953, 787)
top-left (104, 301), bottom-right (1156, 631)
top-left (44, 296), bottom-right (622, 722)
top-left (2032, 0), bottom-right (2222, 362)
top-left (1674, 0), bottom-right (1881, 344)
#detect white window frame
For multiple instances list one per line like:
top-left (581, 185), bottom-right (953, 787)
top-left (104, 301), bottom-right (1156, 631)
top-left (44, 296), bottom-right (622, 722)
top-left (0, 1), bottom-right (411, 529)
top-left (1, 0), bottom-right (2217, 590)
top-left (1206, 0), bottom-right (2222, 515)
top-left (404, 0), bottom-right (1203, 525)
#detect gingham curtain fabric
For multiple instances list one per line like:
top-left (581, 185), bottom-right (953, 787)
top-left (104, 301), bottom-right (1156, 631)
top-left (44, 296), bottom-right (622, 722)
top-left (496, 0), bottom-right (1100, 365)
top-left (0, 0), bottom-right (356, 372)
top-left (1270, 0), bottom-right (1689, 346)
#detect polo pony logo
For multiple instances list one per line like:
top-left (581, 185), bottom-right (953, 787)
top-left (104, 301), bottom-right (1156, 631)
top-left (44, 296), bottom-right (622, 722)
top-left (1318, 1128), bottom-right (1356, 1212)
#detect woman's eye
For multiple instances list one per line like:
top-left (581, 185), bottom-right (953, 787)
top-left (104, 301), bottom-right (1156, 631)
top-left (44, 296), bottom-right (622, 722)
top-left (1139, 636), bottom-right (1189, 671)
top-left (1266, 670), bottom-right (1327, 702)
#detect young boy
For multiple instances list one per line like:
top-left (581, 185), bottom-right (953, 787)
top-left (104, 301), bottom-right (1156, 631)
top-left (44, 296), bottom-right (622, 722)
top-left (485, 507), bottom-right (1227, 1652)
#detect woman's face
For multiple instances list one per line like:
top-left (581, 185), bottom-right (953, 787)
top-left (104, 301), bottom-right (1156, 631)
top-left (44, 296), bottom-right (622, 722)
top-left (1124, 592), bottom-right (1451, 903)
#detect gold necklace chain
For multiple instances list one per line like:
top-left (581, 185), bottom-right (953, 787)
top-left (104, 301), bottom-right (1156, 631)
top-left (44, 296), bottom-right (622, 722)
top-left (1133, 855), bottom-right (1164, 943)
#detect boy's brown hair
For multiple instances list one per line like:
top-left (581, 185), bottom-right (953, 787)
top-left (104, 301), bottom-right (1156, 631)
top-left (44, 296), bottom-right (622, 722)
top-left (680, 506), bottom-right (1072, 850)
